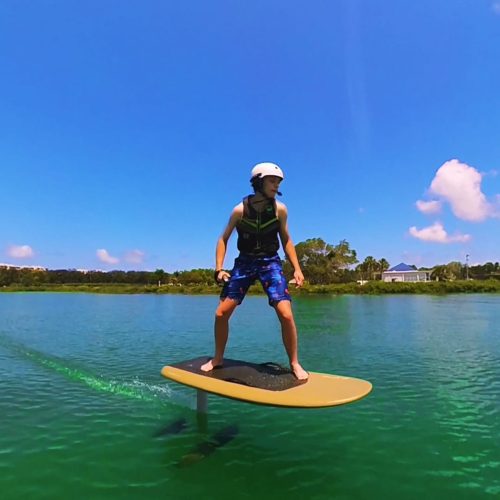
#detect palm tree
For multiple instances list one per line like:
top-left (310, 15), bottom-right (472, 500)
top-left (378, 258), bottom-right (390, 280)
top-left (362, 256), bottom-right (378, 281)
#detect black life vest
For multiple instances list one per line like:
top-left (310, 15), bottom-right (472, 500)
top-left (236, 196), bottom-right (280, 256)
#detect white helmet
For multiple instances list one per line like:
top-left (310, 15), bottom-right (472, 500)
top-left (250, 162), bottom-right (284, 180)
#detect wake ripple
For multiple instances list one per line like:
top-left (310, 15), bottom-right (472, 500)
top-left (0, 335), bottom-right (173, 405)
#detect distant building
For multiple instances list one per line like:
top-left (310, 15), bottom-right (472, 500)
top-left (382, 263), bottom-right (429, 282)
top-left (0, 263), bottom-right (47, 271)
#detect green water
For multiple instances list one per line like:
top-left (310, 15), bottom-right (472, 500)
top-left (1, 293), bottom-right (499, 499)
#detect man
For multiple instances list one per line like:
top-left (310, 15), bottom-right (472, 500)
top-left (201, 162), bottom-right (308, 380)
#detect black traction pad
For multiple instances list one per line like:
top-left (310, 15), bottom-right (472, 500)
top-left (171, 356), bottom-right (308, 391)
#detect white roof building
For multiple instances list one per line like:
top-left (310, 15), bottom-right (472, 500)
top-left (382, 263), bottom-right (429, 282)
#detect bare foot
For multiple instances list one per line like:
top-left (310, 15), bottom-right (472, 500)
top-left (291, 362), bottom-right (309, 380)
top-left (200, 359), bottom-right (222, 372)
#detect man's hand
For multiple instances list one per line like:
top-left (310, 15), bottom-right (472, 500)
top-left (293, 269), bottom-right (305, 288)
top-left (214, 270), bottom-right (231, 284)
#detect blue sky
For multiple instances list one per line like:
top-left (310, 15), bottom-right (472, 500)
top-left (1, 0), bottom-right (499, 272)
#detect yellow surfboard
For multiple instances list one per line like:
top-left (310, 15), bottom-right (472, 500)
top-left (161, 357), bottom-right (372, 408)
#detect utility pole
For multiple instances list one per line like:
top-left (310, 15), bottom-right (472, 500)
top-left (466, 254), bottom-right (469, 280)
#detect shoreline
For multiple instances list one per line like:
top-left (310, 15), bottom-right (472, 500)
top-left (1, 280), bottom-right (499, 295)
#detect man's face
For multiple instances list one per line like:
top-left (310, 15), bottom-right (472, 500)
top-left (262, 176), bottom-right (282, 197)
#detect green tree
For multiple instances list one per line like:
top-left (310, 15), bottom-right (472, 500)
top-left (431, 265), bottom-right (454, 281)
top-left (364, 256), bottom-right (378, 280)
top-left (0, 267), bottom-right (18, 286)
top-left (447, 261), bottom-right (463, 280)
top-left (378, 258), bottom-right (390, 275)
top-left (356, 257), bottom-right (390, 281)
top-left (328, 239), bottom-right (358, 280)
top-left (154, 268), bottom-right (166, 286)
top-left (356, 256), bottom-right (376, 281)
top-left (293, 238), bottom-right (357, 284)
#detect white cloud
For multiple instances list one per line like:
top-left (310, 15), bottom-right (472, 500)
top-left (428, 159), bottom-right (498, 222)
top-left (96, 249), bottom-right (119, 265)
top-left (409, 222), bottom-right (471, 244)
top-left (124, 249), bottom-right (145, 264)
top-left (7, 244), bottom-right (34, 259)
top-left (416, 200), bottom-right (442, 215)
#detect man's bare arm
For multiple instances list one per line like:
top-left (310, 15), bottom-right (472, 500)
top-left (215, 204), bottom-right (243, 279)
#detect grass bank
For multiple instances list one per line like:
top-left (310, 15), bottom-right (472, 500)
top-left (2, 280), bottom-right (499, 295)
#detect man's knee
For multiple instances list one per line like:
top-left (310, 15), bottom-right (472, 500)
top-left (215, 300), bottom-right (237, 320)
top-left (275, 301), bottom-right (294, 323)
top-left (215, 308), bottom-right (228, 320)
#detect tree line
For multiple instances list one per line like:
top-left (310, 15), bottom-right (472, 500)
top-left (1, 238), bottom-right (498, 287)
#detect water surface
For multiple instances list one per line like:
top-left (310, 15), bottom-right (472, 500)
top-left (1, 293), bottom-right (499, 499)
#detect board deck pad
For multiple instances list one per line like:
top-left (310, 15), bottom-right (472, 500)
top-left (161, 356), bottom-right (372, 408)
top-left (171, 357), bottom-right (305, 391)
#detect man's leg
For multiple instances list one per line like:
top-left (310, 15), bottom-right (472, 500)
top-left (274, 300), bottom-right (308, 380)
top-left (201, 298), bottom-right (239, 372)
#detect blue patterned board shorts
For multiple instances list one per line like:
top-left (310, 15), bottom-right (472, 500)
top-left (220, 254), bottom-right (291, 306)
